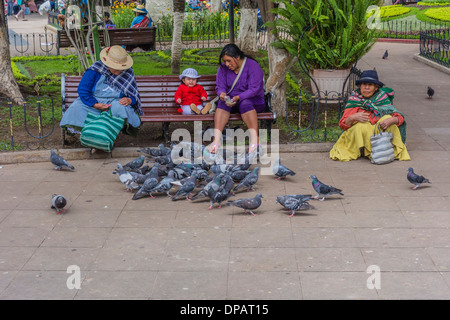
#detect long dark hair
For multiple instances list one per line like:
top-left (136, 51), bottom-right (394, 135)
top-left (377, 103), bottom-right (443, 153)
top-left (218, 44), bottom-right (255, 64)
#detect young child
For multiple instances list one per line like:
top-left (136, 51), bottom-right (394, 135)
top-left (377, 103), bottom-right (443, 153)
top-left (175, 68), bottom-right (212, 115)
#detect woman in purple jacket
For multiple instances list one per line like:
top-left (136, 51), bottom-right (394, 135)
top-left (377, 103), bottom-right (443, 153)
top-left (208, 44), bottom-right (265, 155)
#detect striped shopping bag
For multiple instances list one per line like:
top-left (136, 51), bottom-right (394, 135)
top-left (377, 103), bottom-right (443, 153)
top-left (80, 110), bottom-right (125, 152)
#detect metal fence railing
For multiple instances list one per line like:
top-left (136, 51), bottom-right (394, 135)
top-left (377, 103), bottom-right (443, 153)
top-left (419, 28), bottom-right (450, 68)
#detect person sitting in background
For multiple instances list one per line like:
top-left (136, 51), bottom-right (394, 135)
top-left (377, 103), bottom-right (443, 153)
top-left (329, 70), bottom-right (410, 162)
top-left (104, 11), bottom-right (115, 28)
top-left (60, 46), bottom-right (142, 137)
top-left (130, 4), bottom-right (152, 28)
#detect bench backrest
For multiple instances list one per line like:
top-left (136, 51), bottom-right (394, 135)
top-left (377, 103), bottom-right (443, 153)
top-left (62, 74), bottom-right (217, 116)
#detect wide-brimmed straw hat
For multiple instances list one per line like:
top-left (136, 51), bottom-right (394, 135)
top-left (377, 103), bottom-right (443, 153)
top-left (179, 68), bottom-right (200, 80)
top-left (133, 5), bottom-right (148, 14)
top-left (100, 45), bottom-right (133, 70)
top-left (355, 70), bottom-right (384, 87)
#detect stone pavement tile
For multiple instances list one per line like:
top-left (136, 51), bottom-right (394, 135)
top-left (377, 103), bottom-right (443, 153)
top-left (0, 166), bottom-right (50, 182)
top-left (441, 272), bottom-right (450, 289)
top-left (230, 227), bottom-right (294, 248)
top-left (354, 228), bottom-right (449, 248)
top-left (92, 244), bottom-right (165, 271)
top-left (161, 246), bottom-right (230, 272)
top-left (0, 271), bottom-right (17, 296)
top-left (175, 209), bottom-right (233, 228)
top-left (152, 271), bottom-right (227, 300)
top-left (231, 208), bottom-right (292, 228)
top-left (40, 227), bottom-right (111, 248)
top-left (305, 198), bottom-right (345, 211)
top-left (426, 248), bottom-right (450, 272)
top-left (76, 270), bottom-right (156, 299)
top-left (0, 270), bottom-right (78, 300)
top-left (295, 248), bottom-right (366, 272)
top-left (22, 247), bottom-right (100, 271)
top-left (56, 209), bottom-right (122, 228)
top-left (1, 209), bottom-right (62, 228)
top-left (229, 248), bottom-right (298, 272)
top-left (0, 247), bottom-right (36, 270)
top-left (299, 272), bottom-right (379, 299)
top-left (227, 271), bottom-right (302, 300)
top-left (361, 248), bottom-right (438, 272)
top-left (394, 196), bottom-right (450, 212)
top-left (0, 209), bottom-right (12, 223)
top-left (401, 210), bottom-right (450, 228)
top-left (0, 180), bottom-right (41, 196)
top-left (341, 195), bottom-right (399, 212)
top-left (290, 210), bottom-right (349, 228)
top-left (115, 210), bottom-right (178, 228)
top-left (345, 210), bottom-right (410, 228)
top-left (70, 194), bottom-right (129, 211)
top-left (13, 194), bottom-right (61, 210)
top-left (0, 226), bottom-right (51, 247)
top-left (29, 180), bottom-right (90, 197)
top-left (292, 227), bottom-right (357, 248)
top-left (377, 272), bottom-right (450, 300)
top-left (166, 227), bottom-right (231, 248)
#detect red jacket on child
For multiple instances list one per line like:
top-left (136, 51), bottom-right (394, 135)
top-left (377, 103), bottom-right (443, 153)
top-left (174, 84), bottom-right (207, 106)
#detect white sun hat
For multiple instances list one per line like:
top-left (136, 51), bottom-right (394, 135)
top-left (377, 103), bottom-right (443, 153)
top-left (179, 68), bottom-right (200, 80)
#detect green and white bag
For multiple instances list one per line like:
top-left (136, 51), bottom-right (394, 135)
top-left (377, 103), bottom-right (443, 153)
top-left (80, 110), bottom-right (125, 152)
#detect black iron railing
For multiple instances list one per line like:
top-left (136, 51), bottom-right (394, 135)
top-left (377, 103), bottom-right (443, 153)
top-left (419, 28), bottom-right (450, 68)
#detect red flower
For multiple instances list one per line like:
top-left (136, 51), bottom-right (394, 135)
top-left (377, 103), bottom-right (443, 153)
top-left (178, 108), bottom-right (183, 114)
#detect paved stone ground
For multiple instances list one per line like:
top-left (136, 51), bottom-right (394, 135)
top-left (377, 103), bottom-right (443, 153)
top-left (2, 15), bottom-right (450, 301)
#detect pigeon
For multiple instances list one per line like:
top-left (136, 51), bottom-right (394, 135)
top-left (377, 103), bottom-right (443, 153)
top-left (382, 50), bottom-right (388, 59)
top-left (226, 193), bottom-right (263, 216)
top-left (407, 167), bottom-right (431, 190)
top-left (189, 174), bottom-right (223, 202)
top-left (171, 172), bottom-right (198, 201)
top-left (115, 163), bottom-right (139, 191)
top-left (123, 155), bottom-right (146, 171)
top-left (50, 149), bottom-right (75, 171)
top-left (132, 175), bottom-right (160, 200)
top-left (137, 144), bottom-right (169, 157)
top-left (427, 86), bottom-right (434, 99)
top-left (230, 169), bottom-right (251, 182)
top-left (51, 194), bottom-right (67, 214)
top-left (276, 195), bottom-right (311, 217)
top-left (148, 170), bottom-right (177, 197)
top-left (273, 157), bottom-right (296, 180)
top-left (233, 167), bottom-right (259, 192)
top-left (309, 174), bottom-right (344, 201)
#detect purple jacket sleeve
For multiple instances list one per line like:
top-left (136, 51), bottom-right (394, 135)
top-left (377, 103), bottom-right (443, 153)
top-left (215, 64), bottom-right (228, 97)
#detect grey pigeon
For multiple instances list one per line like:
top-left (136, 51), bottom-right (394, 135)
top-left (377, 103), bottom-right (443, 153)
top-left (137, 144), bottom-right (169, 157)
top-left (276, 195), bottom-right (311, 217)
top-left (148, 170), bottom-right (176, 197)
top-left (115, 163), bottom-right (139, 191)
top-left (50, 149), bottom-right (75, 171)
top-left (273, 157), bottom-right (296, 180)
top-left (208, 173), bottom-right (235, 209)
top-left (233, 167), bottom-right (259, 192)
top-left (132, 176), bottom-right (160, 200)
top-left (427, 86), bottom-right (434, 99)
top-left (382, 50), bottom-right (388, 59)
top-left (309, 174), bottom-right (343, 201)
top-left (51, 194), bottom-right (67, 214)
top-left (407, 167), bottom-right (431, 190)
top-left (189, 174), bottom-right (223, 202)
top-left (230, 169), bottom-right (251, 182)
top-left (123, 155), bottom-right (146, 171)
top-left (226, 193), bottom-right (263, 216)
top-left (171, 172), bottom-right (198, 201)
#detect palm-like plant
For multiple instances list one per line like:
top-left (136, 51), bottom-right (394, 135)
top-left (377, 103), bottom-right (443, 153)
top-left (270, 0), bottom-right (382, 70)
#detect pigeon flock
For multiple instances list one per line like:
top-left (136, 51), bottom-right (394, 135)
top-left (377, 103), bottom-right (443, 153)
top-left (48, 145), bottom-right (431, 216)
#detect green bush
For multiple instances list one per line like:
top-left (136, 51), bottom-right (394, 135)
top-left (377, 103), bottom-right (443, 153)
top-left (424, 7), bottom-right (450, 21)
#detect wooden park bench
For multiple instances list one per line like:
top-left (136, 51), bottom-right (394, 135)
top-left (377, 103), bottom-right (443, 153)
top-left (46, 13), bottom-right (157, 55)
top-left (61, 74), bottom-right (277, 147)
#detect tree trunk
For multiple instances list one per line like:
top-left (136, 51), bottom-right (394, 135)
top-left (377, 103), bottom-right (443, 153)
top-left (171, 0), bottom-right (185, 74)
top-left (257, 0), bottom-right (292, 118)
top-left (0, 2), bottom-right (24, 103)
top-left (210, 0), bottom-right (222, 13)
top-left (237, 0), bottom-right (258, 56)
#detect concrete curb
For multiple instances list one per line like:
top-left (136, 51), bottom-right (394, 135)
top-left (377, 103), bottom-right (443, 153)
top-left (0, 143), bottom-right (334, 164)
top-left (413, 53), bottom-right (450, 75)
